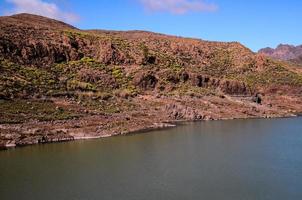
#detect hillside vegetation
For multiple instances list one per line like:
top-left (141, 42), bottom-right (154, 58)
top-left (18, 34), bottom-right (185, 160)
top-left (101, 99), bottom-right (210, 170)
top-left (1, 14), bottom-right (302, 148)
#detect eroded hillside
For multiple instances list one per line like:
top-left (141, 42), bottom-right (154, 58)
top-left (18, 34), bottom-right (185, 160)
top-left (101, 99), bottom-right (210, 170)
top-left (1, 14), bottom-right (302, 148)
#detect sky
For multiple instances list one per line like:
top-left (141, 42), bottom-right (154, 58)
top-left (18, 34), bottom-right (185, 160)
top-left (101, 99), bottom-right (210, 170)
top-left (0, 0), bottom-right (301, 51)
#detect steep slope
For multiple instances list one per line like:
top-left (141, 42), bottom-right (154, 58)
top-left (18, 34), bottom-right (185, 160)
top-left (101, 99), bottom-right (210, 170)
top-left (1, 14), bottom-right (302, 149)
top-left (259, 44), bottom-right (302, 65)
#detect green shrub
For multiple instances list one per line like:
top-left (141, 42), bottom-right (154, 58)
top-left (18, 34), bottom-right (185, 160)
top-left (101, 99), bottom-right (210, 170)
top-left (67, 80), bottom-right (96, 91)
top-left (80, 57), bottom-right (95, 63)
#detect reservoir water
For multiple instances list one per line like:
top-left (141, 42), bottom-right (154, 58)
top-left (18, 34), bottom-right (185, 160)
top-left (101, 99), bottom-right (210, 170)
top-left (1, 117), bottom-right (302, 200)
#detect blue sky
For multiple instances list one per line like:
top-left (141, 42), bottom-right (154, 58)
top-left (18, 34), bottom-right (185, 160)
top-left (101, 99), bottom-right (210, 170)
top-left (1, 0), bottom-right (301, 51)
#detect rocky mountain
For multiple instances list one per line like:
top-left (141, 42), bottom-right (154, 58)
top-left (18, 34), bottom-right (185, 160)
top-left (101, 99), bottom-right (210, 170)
top-left (1, 14), bottom-right (302, 149)
top-left (259, 44), bottom-right (302, 65)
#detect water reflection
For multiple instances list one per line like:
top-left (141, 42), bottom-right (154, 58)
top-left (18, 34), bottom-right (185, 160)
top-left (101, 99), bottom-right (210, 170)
top-left (1, 117), bottom-right (302, 200)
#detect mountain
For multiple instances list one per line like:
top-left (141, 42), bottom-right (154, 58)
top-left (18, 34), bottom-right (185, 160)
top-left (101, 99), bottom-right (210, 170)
top-left (259, 44), bottom-right (302, 65)
top-left (1, 14), bottom-right (302, 148)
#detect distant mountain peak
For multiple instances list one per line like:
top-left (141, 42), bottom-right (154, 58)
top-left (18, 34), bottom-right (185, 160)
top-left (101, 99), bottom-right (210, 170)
top-left (259, 44), bottom-right (302, 64)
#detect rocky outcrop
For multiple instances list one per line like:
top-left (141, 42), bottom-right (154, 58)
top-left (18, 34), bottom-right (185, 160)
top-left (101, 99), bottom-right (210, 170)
top-left (0, 33), bottom-right (82, 66)
top-left (192, 75), bottom-right (251, 95)
top-left (134, 72), bottom-right (158, 90)
top-left (97, 42), bottom-right (132, 65)
top-left (219, 80), bottom-right (250, 95)
top-left (164, 104), bottom-right (204, 120)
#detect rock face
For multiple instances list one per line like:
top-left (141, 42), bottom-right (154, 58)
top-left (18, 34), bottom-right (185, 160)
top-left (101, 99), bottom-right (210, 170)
top-left (259, 44), bottom-right (302, 65)
top-left (165, 104), bottom-right (203, 120)
top-left (192, 75), bottom-right (251, 95)
top-left (0, 14), bottom-right (254, 68)
top-left (134, 72), bottom-right (158, 90)
top-left (1, 14), bottom-right (302, 149)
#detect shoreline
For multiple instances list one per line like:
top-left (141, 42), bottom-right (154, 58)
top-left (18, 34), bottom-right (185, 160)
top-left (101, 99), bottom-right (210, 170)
top-left (1, 113), bottom-right (299, 151)
top-left (1, 13), bottom-right (302, 152)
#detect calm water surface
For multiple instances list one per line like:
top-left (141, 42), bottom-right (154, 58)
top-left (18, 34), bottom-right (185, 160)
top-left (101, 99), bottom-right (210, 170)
top-left (1, 117), bottom-right (302, 200)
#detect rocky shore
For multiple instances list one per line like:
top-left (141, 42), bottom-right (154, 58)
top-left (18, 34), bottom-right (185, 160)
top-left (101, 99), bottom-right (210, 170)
top-left (1, 93), bottom-right (301, 150)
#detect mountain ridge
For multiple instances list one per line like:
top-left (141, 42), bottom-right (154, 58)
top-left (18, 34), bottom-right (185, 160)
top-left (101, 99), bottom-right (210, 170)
top-left (259, 44), bottom-right (302, 65)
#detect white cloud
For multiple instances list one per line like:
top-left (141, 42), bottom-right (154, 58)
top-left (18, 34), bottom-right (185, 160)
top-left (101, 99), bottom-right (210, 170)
top-left (140, 0), bottom-right (218, 14)
top-left (5, 0), bottom-right (79, 23)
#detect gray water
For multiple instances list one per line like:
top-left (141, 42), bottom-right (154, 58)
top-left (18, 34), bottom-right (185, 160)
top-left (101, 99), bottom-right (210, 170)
top-left (1, 117), bottom-right (302, 200)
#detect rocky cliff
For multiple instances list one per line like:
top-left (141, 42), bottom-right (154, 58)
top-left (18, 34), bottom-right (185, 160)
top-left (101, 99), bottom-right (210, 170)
top-left (1, 14), bottom-right (302, 149)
